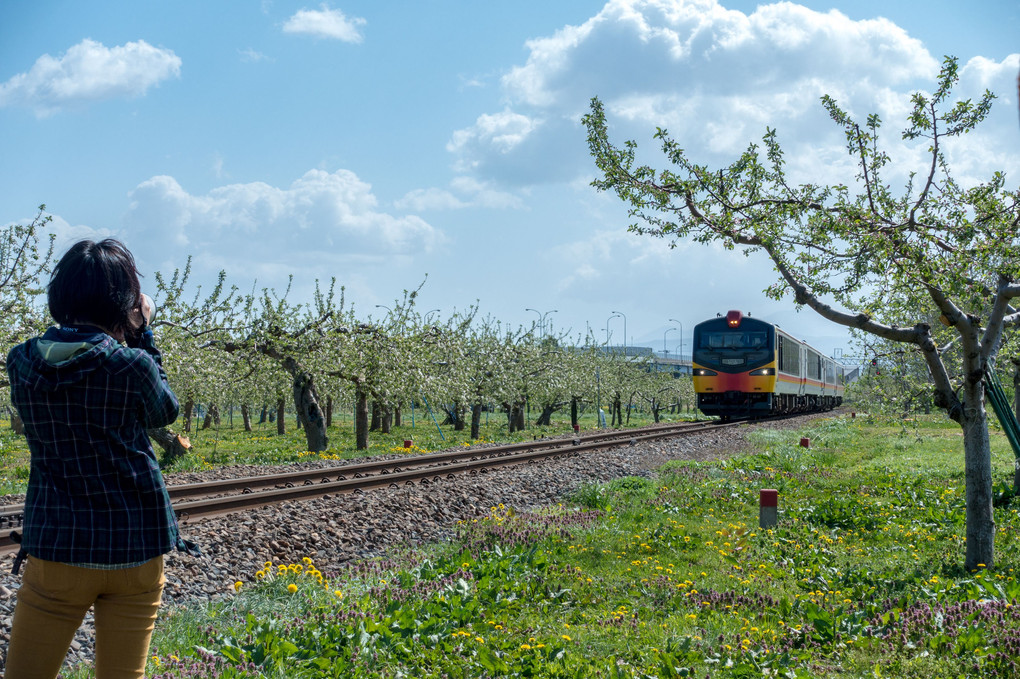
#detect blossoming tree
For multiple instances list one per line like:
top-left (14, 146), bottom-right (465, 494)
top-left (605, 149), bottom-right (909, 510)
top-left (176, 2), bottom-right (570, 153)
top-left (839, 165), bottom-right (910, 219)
top-left (584, 57), bottom-right (1020, 570)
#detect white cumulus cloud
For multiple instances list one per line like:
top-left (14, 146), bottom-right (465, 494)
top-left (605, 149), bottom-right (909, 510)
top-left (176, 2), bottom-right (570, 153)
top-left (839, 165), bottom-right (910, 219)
top-left (0, 39), bottom-right (181, 117)
top-left (123, 169), bottom-right (442, 282)
top-left (283, 4), bottom-right (366, 42)
top-left (395, 176), bottom-right (523, 212)
top-left (448, 0), bottom-right (1009, 189)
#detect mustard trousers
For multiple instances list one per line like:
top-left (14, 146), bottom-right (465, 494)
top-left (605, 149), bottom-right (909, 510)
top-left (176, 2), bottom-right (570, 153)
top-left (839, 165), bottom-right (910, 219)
top-left (4, 556), bottom-right (165, 679)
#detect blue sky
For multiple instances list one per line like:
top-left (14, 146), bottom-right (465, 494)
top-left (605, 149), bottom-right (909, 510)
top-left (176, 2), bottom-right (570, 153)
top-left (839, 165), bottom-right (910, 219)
top-left (2, 0), bottom-right (1018, 361)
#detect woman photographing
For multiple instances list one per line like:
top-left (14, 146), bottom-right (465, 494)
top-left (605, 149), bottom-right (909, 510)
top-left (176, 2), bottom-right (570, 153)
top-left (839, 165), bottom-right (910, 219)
top-left (4, 238), bottom-right (198, 679)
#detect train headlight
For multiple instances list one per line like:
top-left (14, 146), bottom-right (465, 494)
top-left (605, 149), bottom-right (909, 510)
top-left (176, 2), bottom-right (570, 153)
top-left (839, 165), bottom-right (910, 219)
top-left (694, 369), bottom-right (718, 376)
top-left (749, 367), bottom-right (775, 376)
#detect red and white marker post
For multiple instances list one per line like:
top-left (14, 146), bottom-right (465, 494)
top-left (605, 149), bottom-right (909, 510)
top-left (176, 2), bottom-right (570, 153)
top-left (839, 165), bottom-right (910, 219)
top-left (760, 489), bottom-right (779, 529)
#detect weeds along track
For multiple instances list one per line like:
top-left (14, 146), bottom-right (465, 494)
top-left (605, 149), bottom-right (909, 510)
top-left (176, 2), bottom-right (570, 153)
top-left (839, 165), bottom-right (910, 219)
top-left (0, 419), bottom-right (748, 555)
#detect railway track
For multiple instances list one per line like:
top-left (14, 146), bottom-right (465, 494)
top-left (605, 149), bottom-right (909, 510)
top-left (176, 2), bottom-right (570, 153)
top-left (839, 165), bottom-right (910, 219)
top-left (0, 419), bottom-right (744, 556)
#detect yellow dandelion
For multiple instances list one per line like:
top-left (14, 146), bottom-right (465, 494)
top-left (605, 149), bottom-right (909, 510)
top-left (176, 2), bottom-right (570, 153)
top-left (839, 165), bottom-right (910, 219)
top-left (287, 583), bottom-right (298, 593)
top-left (562, 634), bottom-right (571, 641)
top-left (233, 581), bottom-right (243, 592)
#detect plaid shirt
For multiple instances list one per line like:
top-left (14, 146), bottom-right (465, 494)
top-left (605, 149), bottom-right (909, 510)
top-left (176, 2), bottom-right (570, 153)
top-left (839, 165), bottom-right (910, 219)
top-left (6, 325), bottom-right (190, 564)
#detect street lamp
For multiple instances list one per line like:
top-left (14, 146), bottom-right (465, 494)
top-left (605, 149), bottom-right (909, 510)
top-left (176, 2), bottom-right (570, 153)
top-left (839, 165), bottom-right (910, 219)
top-left (542, 310), bottom-right (558, 337)
top-left (606, 312), bottom-right (621, 347)
top-left (525, 308), bottom-right (541, 335)
top-left (669, 318), bottom-right (683, 364)
top-left (611, 310), bottom-right (627, 354)
top-left (664, 327), bottom-right (677, 359)
top-left (526, 308), bottom-right (557, 336)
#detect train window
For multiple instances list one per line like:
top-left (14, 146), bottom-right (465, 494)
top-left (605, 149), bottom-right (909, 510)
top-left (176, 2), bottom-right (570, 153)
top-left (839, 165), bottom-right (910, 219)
top-left (778, 335), bottom-right (800, 374)
top-left (701, 331), bottom-right (768, 350)
top-left (807, 352), bottom-right (821, 380)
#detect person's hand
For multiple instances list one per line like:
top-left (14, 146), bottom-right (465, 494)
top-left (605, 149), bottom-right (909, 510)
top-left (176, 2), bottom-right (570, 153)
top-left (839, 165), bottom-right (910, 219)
top-left (128, 294), bottom-right (153, 332)
top-left (140, 293), bottom-right (153, 327)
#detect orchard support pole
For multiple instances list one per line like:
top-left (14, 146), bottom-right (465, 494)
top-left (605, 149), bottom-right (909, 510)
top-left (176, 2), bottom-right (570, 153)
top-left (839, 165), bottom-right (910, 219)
top-left (420, 395), bottom-right (445, 441)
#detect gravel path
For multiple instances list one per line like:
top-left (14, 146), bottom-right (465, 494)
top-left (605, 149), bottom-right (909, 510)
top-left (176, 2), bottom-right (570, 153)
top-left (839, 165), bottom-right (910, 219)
top-left (0, 414), bottom-right (829, 673)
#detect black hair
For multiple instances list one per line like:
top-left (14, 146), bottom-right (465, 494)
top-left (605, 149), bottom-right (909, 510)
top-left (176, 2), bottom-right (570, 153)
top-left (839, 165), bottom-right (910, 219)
top-left (48, 239), bottom-right (142, 334)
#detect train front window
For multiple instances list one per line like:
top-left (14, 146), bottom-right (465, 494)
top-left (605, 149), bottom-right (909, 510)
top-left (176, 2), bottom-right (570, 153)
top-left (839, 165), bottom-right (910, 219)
top-left (700, 331), bottom-right (769, 350)
top-left (693, 328), bottom-right (772, 372)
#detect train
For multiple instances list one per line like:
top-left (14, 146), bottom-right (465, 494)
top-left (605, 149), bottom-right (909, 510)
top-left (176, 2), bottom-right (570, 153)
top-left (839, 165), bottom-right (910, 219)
top-left (692, 310), bottom-right (844, 420)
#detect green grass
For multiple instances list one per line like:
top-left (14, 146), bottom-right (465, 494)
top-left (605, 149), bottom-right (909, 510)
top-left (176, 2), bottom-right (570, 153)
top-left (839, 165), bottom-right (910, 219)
top-left (46, 413), bottom-right (1020, 676)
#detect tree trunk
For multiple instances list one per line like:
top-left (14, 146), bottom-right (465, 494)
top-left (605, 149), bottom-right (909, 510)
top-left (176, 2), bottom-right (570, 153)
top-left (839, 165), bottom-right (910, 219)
top-left (962, 380), bottom-right (994, 570)
top-left (626, 397), bottom-right (633, 424)
top-left (183, 398), bottom-right (194, 433)
top-left (394, 404), bottom-right (402, 427)
top-left (381, 405), bottom-right (392, 434)
top-left (470, 403), bottom-right (482, 440)
top-left (514, 403), bottom-right (526, 432)
top-left (9, 408), bottom-right (24, 436)
top-left (241, 404), bottom-right (252, 432)
top-left (202, 407), bottom-right (214, 430)
top-left (147, 427), bottom-right (191, 467)
top-left (212, 404), bottom-right (221, 426)
top-left (453, 403), bottom-right (466, 431)
top-left (505, 402), bottom-right (526, 433)
top-left (651, 399), bottom-right (662, 423)
top-left (258, 404), bottom-right (267, 424)
top-left (325, 396), bottom-right (333, 428)
top-left (370, 401), bottom-right (381, 432)
top-left (276, 398), bottom-right (286, 435)
top-left (1014, 361), bottom-right (1020, 423)
top-left (536, 404), bottom-right (555, 426)
top-left (442, 404), bottom-right (457, 426)
top-left (355, 387), bottom-right (369, 450)
top-left (571, 397), bottom-right (579, 429)
top-left (290, 367), bottom-right (327, 452)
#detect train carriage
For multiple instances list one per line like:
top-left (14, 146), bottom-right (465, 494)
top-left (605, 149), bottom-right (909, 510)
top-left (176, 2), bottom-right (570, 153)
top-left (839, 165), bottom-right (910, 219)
top-left (692, 310), bottom-right (843, 420)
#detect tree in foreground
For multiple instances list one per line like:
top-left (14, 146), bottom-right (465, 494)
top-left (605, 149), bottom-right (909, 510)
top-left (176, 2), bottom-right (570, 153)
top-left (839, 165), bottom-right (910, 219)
top-left (584, 57), bottom-right (1020, 570)
top-left (1, 207), bottom-right (54, 389)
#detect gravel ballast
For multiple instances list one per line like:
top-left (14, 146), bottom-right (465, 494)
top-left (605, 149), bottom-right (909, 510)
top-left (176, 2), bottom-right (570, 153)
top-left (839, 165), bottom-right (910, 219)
top-left (0, 415), bottom-right (829, 671)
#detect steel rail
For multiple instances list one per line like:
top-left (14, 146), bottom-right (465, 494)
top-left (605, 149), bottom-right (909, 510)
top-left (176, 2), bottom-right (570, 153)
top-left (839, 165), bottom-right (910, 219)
top-left (1, 420), bottom-right (711, 517)
top-left (166, 419), bottom-right (738, 524)
top-left (0, 419), bottom-right (737, 556)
